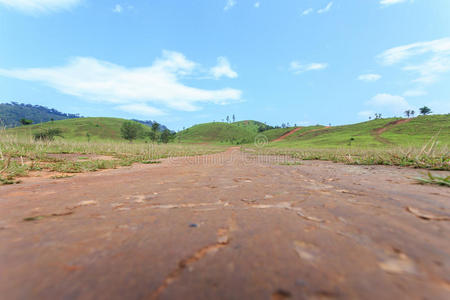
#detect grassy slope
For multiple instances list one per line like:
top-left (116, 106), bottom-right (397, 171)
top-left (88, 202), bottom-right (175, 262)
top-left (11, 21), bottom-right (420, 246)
top-left (5, 117), bottom-right (150, 142)
top-left (267, 115), bottom-right (450, 148)
top-left (263, 125), bottom-right (325, 141)
top-left (381, 115), bottom-right (450, 146)
top-left (6, 115), bottom-right (449, 148)
top-left (233, 120), bottom-right (266, 131)
top-left (261, 127), bottom-right (296, 141)
top-left (176, 122), bottom-right (258, 144)
top-left (176, 121), bottom-right (318, 144)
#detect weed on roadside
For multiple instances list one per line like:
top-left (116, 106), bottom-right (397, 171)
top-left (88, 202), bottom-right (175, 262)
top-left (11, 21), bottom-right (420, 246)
top-left (142, 160), bottom-right (162, 164)
top-left (278, 161), bottom-right (302, 166)
top-left (415, 172), bottom-right (450, 187)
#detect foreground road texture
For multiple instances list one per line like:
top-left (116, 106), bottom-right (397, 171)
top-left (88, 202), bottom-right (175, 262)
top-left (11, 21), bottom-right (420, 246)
top-left (1, 148), bottom-right (449, 300)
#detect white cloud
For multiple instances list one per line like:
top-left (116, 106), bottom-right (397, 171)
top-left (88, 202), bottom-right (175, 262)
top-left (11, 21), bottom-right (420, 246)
top-left (224, 0), bottom-right (236, 11)
top-left (403, 89), bottom-right (427, 97)
top-left (378, 37), bottom-right (450, 84)
top-left (290, 61), bottom-right (328, 74)
top-left (302, 8), bottom-right (313, 16)
top-left (380, 0), bottom-right (408, 6)
top-left (358, 74), bottom-right (381, 82)
top-left (366, 93), bottom-right (411, 115)
top-left (254, 2), bottom-right (260, 8)
top-left (317, 2), bottom-right (333, 14)
top-left (113, 4), bottom-right (122, 13)
top-left (210, 57), bottom-right (238, 79)
top-left (0, 51), bottom-right (242, 113)
top-left (0, 0), bottom-right (81, 14)
top-left (378, 38), bottom-right (450, 65)
top-left (116, 104), bottom-right (166, 117)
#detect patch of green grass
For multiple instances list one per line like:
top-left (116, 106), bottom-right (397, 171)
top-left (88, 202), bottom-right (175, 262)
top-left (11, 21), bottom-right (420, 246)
top-left (142, 160), bottom-right (162, 164)
top-left (0, 176), bottom-right (21, 185)
top-left (51, 175), bottom-right (75, 179)
top-left (278, 161), bottom-right (302, 166)
top-left (415, 172), bottom-right (450, 187)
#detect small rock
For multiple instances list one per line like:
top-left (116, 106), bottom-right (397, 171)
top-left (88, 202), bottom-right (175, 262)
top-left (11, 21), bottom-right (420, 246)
top-left (217, 235), bottom-right (229, 244)
top-left (189, 223), bottom-right (198, 228)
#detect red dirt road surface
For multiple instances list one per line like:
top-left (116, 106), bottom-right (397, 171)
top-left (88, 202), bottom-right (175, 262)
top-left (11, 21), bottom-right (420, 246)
top-left (1, 148), bottom-right (449, 299)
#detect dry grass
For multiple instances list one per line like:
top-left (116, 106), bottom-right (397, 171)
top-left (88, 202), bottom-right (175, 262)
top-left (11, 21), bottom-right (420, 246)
top-left (243, 144), bottom-right (449, 170)
top-left (0, 132), bottom-right (226, 183)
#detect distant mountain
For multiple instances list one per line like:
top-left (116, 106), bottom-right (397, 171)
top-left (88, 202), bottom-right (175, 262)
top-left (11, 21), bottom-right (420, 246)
top-left (0, 102), bottom-right (81, 128)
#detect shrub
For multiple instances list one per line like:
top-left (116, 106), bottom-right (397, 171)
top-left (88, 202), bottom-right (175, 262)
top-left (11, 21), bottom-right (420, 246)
top-left (33, 128), bottom-right (63, 141)
top-left (120, 121), bottom-right (142, 142)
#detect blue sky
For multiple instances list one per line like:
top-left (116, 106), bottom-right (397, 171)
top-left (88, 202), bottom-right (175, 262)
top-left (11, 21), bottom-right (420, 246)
top-left (0, 0), bottom-right (449, 130)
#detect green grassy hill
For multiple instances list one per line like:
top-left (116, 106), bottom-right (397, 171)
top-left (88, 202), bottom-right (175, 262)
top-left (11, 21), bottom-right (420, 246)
top-left (176, 120), bottom-right (307, 144)
top-left (4, 115), bottom-right (449, 148)
top-left (176, 122), bottom-right (260, 144)
top-left (176, 115), bottom-right (449, 147)
top-left (268, 115), bottom-right (450, 148)
top-left (233, 120), bottom-right (266, 131)
top-left (4, 117), bottom-right (151, 142)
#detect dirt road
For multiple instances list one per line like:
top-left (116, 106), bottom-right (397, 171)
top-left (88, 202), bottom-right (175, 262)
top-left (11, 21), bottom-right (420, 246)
top-left (1, 148), bottom-right (449, 299)
top-left (272, 127), bottom-right (303, 142)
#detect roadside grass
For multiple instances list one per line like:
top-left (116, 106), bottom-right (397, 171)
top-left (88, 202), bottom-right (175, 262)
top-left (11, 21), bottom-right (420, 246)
top-left (142, 160), bottom-right (162, 164)
top-left (0, 134), bottom-right (227, 184)
top-left (415, 172), bottom-right (450, 187)
top-left (243, 143), bottom-right (449, 170)
top-left (278, 161), bottom-right (303, 166)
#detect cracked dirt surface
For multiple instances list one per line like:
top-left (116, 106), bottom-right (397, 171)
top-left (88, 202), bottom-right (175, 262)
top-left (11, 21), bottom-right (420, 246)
top-left (0, 147), bottom-right (449, 299)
